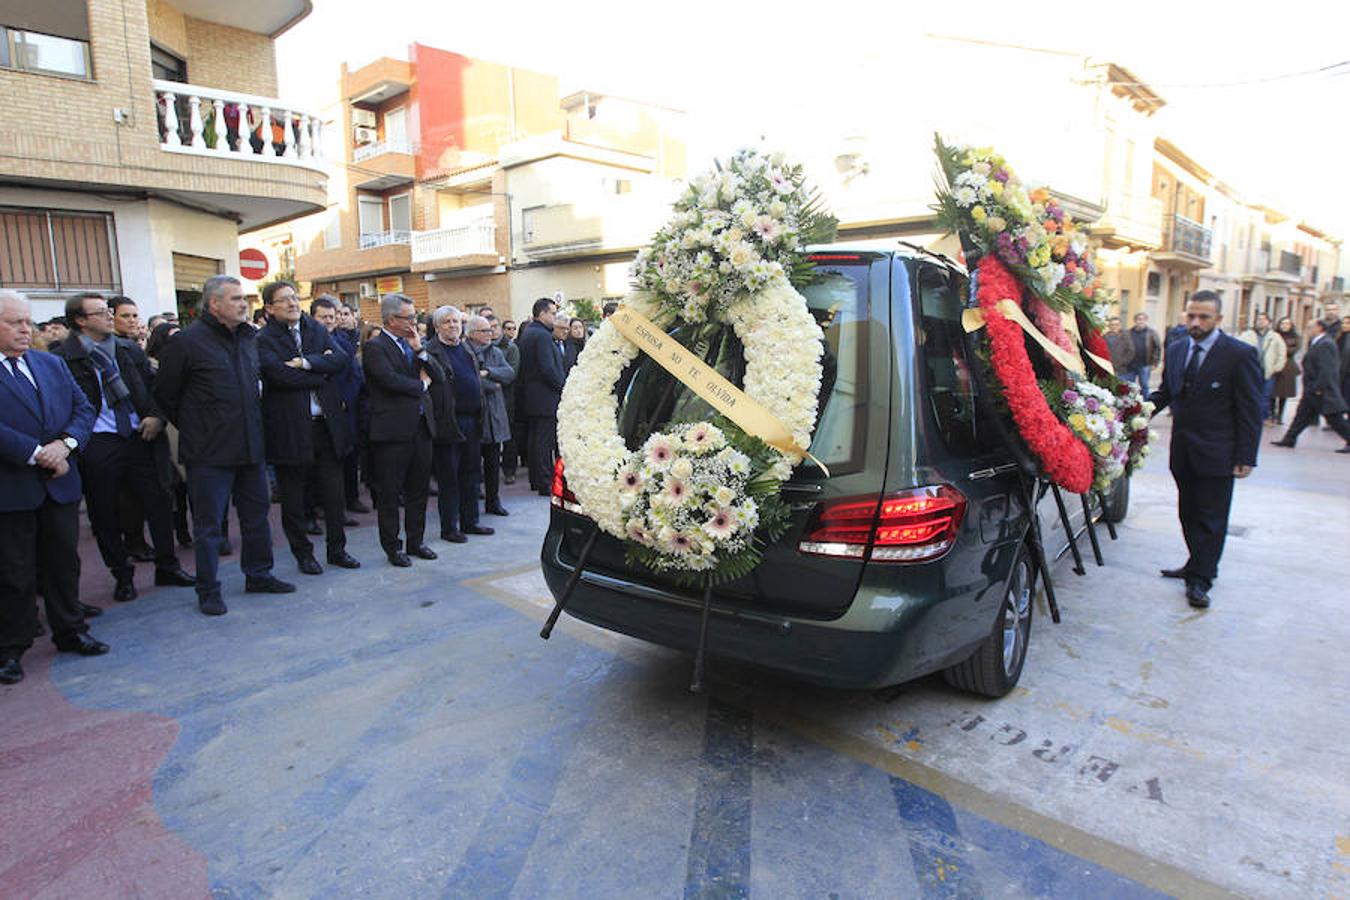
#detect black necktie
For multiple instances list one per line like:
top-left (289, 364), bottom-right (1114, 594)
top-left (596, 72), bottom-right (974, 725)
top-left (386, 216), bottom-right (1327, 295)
top-left (1182, 344), bottom-right (1204, 395)
top-left (7, 357), bottom-right (40, 412)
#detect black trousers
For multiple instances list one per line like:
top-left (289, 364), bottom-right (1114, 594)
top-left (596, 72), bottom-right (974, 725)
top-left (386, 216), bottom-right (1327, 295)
top-left (0, 498), bottom-right (87, 659)
top-left (1170, 454), bottom-right (1235, 590)
top-left (1282, 394), bottom-right (1350, 445)
top-left (186, 462), bottom-right (274, 598)
top-left (481, 440), bottom-right (501, 509)
top-left (275, 420), bottom-right (348, 559)
top-left (527, 415), bottom-right (557, 492)
top-left (370, 431), bottom-right (432, 554)
top-left (82, 433), bottom-right (177, 577)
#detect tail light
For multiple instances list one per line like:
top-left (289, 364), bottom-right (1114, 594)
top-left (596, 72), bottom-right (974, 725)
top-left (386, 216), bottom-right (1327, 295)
top-left (551, 457), bottom-right (583, 514)
top-left (798, 485), bottom-right (967, 564)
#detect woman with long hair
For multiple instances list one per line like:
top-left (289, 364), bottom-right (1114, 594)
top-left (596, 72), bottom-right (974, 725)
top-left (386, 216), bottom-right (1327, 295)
top-left (1272, 316), bottom-right (1300, 425)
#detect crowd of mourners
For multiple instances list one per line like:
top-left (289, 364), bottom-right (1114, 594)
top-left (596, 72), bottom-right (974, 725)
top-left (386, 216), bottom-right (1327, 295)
top-left (0, 278), bottom-right (603, 685)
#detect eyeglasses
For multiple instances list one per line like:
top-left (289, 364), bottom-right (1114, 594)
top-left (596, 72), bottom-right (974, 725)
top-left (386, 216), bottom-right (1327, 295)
top-left (391, 313), bottom-right (417, 321)
top-left (81, 308), bottom-right (113, 317)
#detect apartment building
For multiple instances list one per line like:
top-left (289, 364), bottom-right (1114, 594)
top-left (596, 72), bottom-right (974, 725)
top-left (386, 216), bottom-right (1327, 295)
top-left (0, 0), bottom-right (327, 322)
top-left (290, 44), bottom-right (685, 324)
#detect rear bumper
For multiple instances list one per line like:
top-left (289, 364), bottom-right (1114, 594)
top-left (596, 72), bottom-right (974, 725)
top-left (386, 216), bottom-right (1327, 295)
top-left (540, 522), bottom-right (991, 691)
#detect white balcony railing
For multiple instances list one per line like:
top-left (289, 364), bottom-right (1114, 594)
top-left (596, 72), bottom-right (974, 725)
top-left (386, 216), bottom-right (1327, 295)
top-left (353, 140), bottom-right (416, 163)
top-left (153, 79), bottom-right (324, 169)
top-left (411, 217), bottom-right (497, 263)
top-left (359, 230), bottom-right (412, 250)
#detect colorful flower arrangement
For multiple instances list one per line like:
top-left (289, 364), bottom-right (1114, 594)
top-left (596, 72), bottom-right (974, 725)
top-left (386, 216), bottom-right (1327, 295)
top-left (1046, 379), bottom-right (1154, 490)
top-left (633, 148), bottom-right (836, 325)
top-left (558, 149), bottom-right (834, 583)
top-left (935, 137), bottom-right (1109, 325)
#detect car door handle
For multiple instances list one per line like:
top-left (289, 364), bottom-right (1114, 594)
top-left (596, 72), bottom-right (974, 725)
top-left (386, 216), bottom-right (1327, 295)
top-left (968, 463), bottom-right (1020, 481)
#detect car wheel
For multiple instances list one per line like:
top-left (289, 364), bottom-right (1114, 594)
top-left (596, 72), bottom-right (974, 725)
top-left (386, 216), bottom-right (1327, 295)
top-left (1100, 472), bottom-right (1130, 524)
top-left (941, 545), bottom-right (1035, 698)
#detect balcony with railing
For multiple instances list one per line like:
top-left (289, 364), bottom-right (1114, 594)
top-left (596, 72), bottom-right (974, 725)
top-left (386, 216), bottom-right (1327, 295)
top-left (359, 230), bottom-right (412, 250)
top-left (1153, 213), bottom-right (1212, 268)
top-left (352, 140), bottom-right (417, 189)
top-left (1275, 250), bottom-right (1302, 278)
top-left (153, 80), bottom-right (325, 171)
top-left (411, 211), bottom-right (500, 272)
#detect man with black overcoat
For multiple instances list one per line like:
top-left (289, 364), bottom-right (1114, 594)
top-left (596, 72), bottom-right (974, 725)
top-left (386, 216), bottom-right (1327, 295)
top-left (51, 292), bottom-right (195, 603)
top-left (154, 275), bottom-right (296, 616)
top-left (257, 282), bottom-right (361, 575)
top-left (1149, 291), bottom-right (1264, 609)
top-left (1271, 317), bottom-right (1350, 452)
top-left (0, 290), bottom-right (106, 685)
top-left (516, 297), bottom-right (565, 495)
top-left (363, 293), bottom-right (445, 567)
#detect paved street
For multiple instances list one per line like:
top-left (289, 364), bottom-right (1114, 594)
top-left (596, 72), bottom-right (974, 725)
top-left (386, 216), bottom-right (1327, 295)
top-left (2, 420), bottom-right (1348, 898)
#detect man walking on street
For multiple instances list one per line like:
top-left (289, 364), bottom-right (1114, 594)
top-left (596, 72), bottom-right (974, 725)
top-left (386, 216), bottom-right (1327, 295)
top-left (0, 290), bottom-right (107, 685)
top-left (51, 292), bottom-right (194, 603)
top-left (1149, 291), bottom-right (1263, 610)
top-left (363, 294), bottom-right (445, 567)
top-left (517, 298), bottom-right (565, 495)
top-left (257, 282), bottom-right (361, 575)
top-left (1124, 312), bottom-right (1162, 392)
top-left (1271, 318), bottom-right (1350, 452)
top-left (154, 276), bottom-right (296, 616)
top-left (1238, 313), bottom-right (1287, 424)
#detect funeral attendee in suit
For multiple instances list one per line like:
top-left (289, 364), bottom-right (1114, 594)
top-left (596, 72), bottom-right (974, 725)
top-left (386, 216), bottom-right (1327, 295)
top-left (51, 292), bottom-right (194, 603)
top-left (1149, 291), bottom-right (1263, 609)
top-left (1271, 318), bottom-right (1350, 452)
top-left (468, 314), bottom-right (515, 518)
top-left (517, 297), bottom-right (565, 495)
top-left (554, 314), bottom-right (579, 374)
top-left (154, 276), bottom-right (296, 616)
top-left (426, 306), bottom-right (487, 543)
top-left (363, 293), bottom-right (445, 566)
top-left (257, 282), bottom-right (360, 575)
top-left (0, 290), bottom-right (106, 685)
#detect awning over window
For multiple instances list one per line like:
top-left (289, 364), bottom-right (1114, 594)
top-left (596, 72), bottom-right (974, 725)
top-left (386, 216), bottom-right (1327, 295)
top-left (3, 0), bottom-right (91, 42)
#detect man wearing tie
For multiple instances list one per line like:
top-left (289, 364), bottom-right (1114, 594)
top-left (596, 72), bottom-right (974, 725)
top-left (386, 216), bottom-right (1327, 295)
top-left (1149, 291), bottom-right (1263, 609)
top-left (51, 293), bottom-right (195, 603)
top-left (0, 290), bottom-right (106, 685)
top-left (517, 298), bottom-right (566, 496)
top-left (257, 281), bottom-right (360, 575)
top-left (362, 294), bottom-right (445, 567)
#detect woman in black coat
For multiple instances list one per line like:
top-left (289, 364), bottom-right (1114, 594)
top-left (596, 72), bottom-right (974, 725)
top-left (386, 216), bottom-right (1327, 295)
top-left (1272, 317), bottom-right (1300, 424)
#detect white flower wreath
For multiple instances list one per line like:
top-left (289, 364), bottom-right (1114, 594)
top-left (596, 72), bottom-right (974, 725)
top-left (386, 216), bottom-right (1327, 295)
top-left (556, 148), bottom-right (834, 580)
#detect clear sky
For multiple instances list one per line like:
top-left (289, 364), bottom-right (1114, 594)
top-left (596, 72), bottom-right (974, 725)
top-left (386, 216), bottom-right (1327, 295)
top-left (277, 0), bottom-right (1350, 250)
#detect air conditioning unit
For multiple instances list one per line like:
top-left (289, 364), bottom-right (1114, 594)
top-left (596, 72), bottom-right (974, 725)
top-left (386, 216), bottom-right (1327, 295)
top-left (353, 126), bottom-right (377, 145)
top-left (358, 282), bottom-right (377, 299)
top-left (351, 108), bottom-right (376, 128)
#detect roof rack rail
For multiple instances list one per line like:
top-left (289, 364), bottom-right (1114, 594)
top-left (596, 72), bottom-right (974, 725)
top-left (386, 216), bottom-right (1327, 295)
top-left (895, 240), bottom-right (962, 270)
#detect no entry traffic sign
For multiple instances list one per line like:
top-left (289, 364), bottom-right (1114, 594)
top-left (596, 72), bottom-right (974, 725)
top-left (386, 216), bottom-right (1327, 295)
top-left (239, 248), bottom-right (269, 281)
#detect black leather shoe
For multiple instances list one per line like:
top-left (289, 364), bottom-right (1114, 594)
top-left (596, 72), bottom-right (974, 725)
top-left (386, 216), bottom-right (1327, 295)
top-left (409, 544), bottom-right (438, 560)
top-left (176, 529), bottom-right (194, 549)
top-left (154, 565), bottom-right (196, 587)
top-left (1160, 567), bottom-right (1188, 580)
top-left (127, 544), bottom-right (155, 563)
top-left (536, 488), bottom-right (551, 497)
top-left (485, 504), bottom-right (510, 517)
top-left (198, 594), bottom-right (227, 616)
top-left (113, 577), bottom-right (137, 603)
top-left (305, 520), bottom-right (323, 536)
top-left (346, 499), bottom-right (371, 514)
top-left (1270, 439), bottom-right (1295, 448)
top-left (440, 530), bottom-right (468, 544)
top-left (218, 540), bottom-right (234, 556)
top-left (1337, 445), bottom-right (1350, 454)
top-left (1186, 584), bottom-right (1211, 609)
top-left (343, 516), bottom-right (359, 527)
top-left (503, 472), bottom-right (516, 485)
top-left (78, 602), bottom-right (103, 619)
top-left (0, 658), bottom-right (23, 685)
top-left (296, 555), bottom-right (323, 576)
top-left (327, 551), bottom-right (361, 569)
top-left (387, 551), bottom-right (412, 567)
top-left (54, 632), bottom-right (110, 656)
top-left (245, 575), bottom-right (297, 594)
top-left (464, 524), bottom-right (495, 536)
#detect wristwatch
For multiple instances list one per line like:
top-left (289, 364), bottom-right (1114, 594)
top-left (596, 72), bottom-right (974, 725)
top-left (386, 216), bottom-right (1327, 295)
top-left (62, 436), bottom-right (79, 452)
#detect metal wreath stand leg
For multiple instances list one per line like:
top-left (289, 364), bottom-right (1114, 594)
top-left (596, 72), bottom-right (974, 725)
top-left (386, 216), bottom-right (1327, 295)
top-left (1095, 490), bottom-right (1119, 540)
top-left (1050, 482), bottom-right (1087, 576)
top-left (1016, 474), bottom-right (1062, 625)
top-left (1079, 493), bottom-right (1105, 567)
top-left (539, 524), bottom-right (600, 640)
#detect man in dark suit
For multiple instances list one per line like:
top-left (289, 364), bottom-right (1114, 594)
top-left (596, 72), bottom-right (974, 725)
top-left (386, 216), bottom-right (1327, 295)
top-left (0, 290), bottom-right (107, 685)
top-left (1149, 291), bottom-right (1264, 609)
top-left (315, 296), bottom-right (369, 513)
top-left (257, 281), bottom-right (361, 575)
top-left (51, 293), bottom-right (195, 604)
top-left (516, 297), bottom-right (565, 495)
top-left (1271, 317), bottom-right (1350, 452)
top-left (155, 276), bottom-right (296, 616)
top-left (362, 293), bottom-right (445, 567)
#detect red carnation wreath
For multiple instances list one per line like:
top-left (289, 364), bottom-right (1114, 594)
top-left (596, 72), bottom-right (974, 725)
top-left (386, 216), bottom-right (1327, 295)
top-left (977, 255), bottom-right (1094, 493)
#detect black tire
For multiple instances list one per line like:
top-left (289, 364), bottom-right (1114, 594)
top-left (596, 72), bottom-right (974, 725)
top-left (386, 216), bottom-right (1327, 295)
top-left (1100, 473), bottom-right (1130, 524)
top-left (942, 545), bottom-right (1035, 698)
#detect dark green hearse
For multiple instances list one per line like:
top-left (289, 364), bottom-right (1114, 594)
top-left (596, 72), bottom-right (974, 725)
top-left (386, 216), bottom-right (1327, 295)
top-left (541, 244), bottom-right (1122, 697)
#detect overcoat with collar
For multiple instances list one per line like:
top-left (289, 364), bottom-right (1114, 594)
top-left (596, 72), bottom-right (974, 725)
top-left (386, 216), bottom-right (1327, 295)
top-left (256, 314), bottom-right (354, 464)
